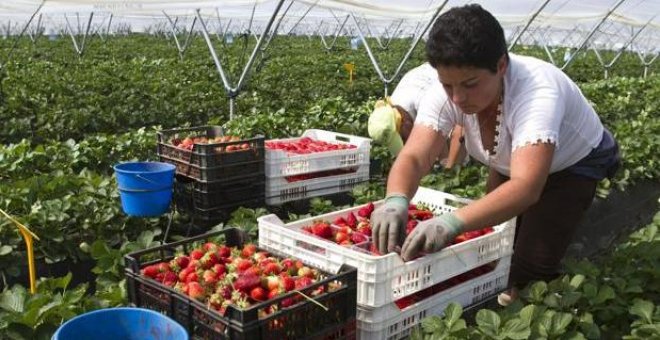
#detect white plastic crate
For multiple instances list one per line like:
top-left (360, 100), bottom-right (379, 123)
top-left (357, 256), bottom-right (511, 340)
top-left (265, 129), bottom-right (371, 177)
top-left (265, 181), bottom-right (369, 205)
top-left (266, 165), bottom-right (369, 200)
top-left (258, 187), bottom-right (516, 308)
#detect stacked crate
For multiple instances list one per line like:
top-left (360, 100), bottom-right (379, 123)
top-left (264, 129), bottom-right (371, 205)
top-left (157, 126), bottom-right (265, 226)
top-left (257, 187), bottom-right (517, 339)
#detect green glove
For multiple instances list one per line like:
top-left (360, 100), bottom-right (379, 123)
top-left (400, 213), bottom-right (464, 261)
top-left (371, 194), bottom-right (409, 254)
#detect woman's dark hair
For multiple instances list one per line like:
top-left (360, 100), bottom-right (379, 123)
top-left (426, 4), bottom-right (508, 73)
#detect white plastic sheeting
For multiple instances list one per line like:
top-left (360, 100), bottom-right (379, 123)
top-left (1, 0), bottom-right (659, 53)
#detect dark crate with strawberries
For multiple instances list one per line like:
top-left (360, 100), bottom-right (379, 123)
top-left (157, 125), bottom-right (265, 169)
top-left (125, 228), bottom-right (358, 340)
top-left (161, 156), bottom-right (265, 182)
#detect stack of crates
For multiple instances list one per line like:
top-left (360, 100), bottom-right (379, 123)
top-left (157, 126), bottom-right (265, 226)
top-left (257, 187), bottom-right (517, 339)
top-left (264, 129), bottom-right (371, 205)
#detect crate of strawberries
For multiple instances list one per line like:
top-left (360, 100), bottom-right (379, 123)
top-left (124, 228), bottom-right (357, 340)
top-left (265, 129), bottom-right (371, 177)
top-left (257, 187), bottom-right (516, 308)
top-left (157, 125), bottom-right (265, 169)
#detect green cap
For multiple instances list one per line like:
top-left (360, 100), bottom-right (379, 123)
top-left (368, 105), bottom-right (404, 156)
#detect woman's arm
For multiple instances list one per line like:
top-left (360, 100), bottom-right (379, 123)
top-left (486, 166), bottom-right (508, 193)
top-left (454, 143), bottom-right (555, 231)
top-left (444, 125), bottom-right (465, 169)
top-left (387, 124), bottom-right (447, 198)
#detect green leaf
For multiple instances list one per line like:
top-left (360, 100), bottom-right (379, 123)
top-left (421, 315), bottom-right (444, 334)
top-left (519, 305), bottom-right (536, 326)
top-left (444, 302), bottom-right (463, 327)
top-left (593, 285), bottom-right (615, 304)
top-left (500, 319), bottom-right (531, 339)
top-left (551, 312), bottom-right (573, 335)
top-left (629, 299), bottom-right (654, 324)
top-left (569, 274), bottom-right (586, 289)
top-left (527, 281), bottom-right (548, 303)
top-left (0, 245), bottom-right (12, 256)
top-left (476, 309), bottom-right (501, 336)
top-left (0, 286), bottom-right (26, 313)
top-left (561, 330), bottom-right (587, 340)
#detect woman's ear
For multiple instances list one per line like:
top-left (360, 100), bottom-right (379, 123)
top-left (497, 55), bottom-right (508, 76)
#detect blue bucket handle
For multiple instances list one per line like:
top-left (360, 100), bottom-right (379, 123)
top-left (117, 173), bottom-right (173, 193)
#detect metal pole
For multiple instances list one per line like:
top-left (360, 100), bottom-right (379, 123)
top-left (196, 0), bottom-right (286, 119)
top-left (286, 1), bottom-right (317, 35)
top-left (561, 0), bottom-right (628, 70)
top-left (350, 0), bottom-right (448, 95)
top-left (508, 0), bottom-right (551, 51)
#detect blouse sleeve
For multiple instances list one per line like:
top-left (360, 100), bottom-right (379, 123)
top-left (414, 82), bottom-right (457, 138)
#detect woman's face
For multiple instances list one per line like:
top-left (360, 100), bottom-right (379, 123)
top-left (436, 57), bottom-right (507, 115)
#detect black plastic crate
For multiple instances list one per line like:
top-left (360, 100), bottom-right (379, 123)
top-left (161, 155), bottom-right (265, 182)
top-left (124, 228), bottom-right (358, 340)
top-left (157, 126), bottom-right (265, 168)
top-left (174, 176), bottom-right (265, 210)
top-left (174, 195), bottom-right (264, 228)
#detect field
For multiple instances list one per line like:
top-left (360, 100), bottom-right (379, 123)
top-left (0, 34), bottom-right (658, 338)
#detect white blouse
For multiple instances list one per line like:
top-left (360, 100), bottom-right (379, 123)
top-left (415, 54), bottom-right (604, 176)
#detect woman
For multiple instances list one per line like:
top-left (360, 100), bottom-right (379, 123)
top-left (371, 4), bottom-right (620, 304)
top-left (368, 62), bottom-right (467, 168)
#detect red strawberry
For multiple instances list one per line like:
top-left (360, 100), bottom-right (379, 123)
top-left (262, 275), bottom-right (281, 291)
top-left (241, 244), bottom-right (257, 258)
top-left (263, 262), bottom-right (281, 276)
top-left (346, 212), bottom-right (358, 228)
top-left (234, 273), bottom-right (262, 293)
top-left (190, 249), bottom-right (204, 260)
top-left (267, 288), bottom-right (281, 300)
top-left (295, 277), bottom-right (314, 290)
top-left (141, 264), bottom-right (159, 278)
top-left (187, 282), bottom-right (205, 300)
top-left (200, 252), bottom-right (218, 269)
top-left (178, 266), bottom-right (194, 282)
top-left (216, 246), bottom-right (231, 258)
top-left (350, 232), bottom-right (368, 244)
top-left (357, 205), bottom-right (371, 218)
top-left (157, 262), bottom-right (171, 273)
top-left (333, 216), bottom-right (347, 226)
top-left (250, 287), bottom-right (267, 302)
top-left (281, 297), bottom-right (296, 308)
top-left (162, 272), bottom-right (177, 286)
top-left (281, 276), bottom-right (295, 292)
top-left (406, 220), bottom-right (419, 234)
top-left (335, 231), bottom-right (350, 244)
top-left (235, 258), bottom-right (253, 272)
top-left (311, 222), bottom-right (333, 239)
top-left (185, 271), bottom-right (199, 284)
top-left (202, 242), bottom-right (218, 252)
top-left (297, 267), bottom-right (315, 279)
top-left (203, 269), bottom-right (218, 286)
top-left (212, 263), bottom-right (226, 276)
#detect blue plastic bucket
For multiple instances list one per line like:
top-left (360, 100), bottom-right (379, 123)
top-left (113, 162), bottom-right (176, 217)
top-left (52, 307), bottom-right (188, 340)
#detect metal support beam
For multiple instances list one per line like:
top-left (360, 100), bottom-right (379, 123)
top-left (320, 15), bottom-right (349, 50)
top-left (163, 11), bottom-right (197, 60)
top-left (64, 12), bottom-right (95, 56)
top-left (561, 0), bottom-right (628, 70)
top-left (286, 1), bottom-right (317, 35)
top-left (350, 0), bottom-right (448, 96)
top-left (508, 0), bottom-right (551, 51)
top-left (197, 0), bottom-right (286, 119)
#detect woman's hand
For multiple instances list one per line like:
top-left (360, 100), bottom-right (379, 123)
top-left (371, 195), bottom-right (409, 254)
top-left (401, 213), bottom-right (464, 261)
